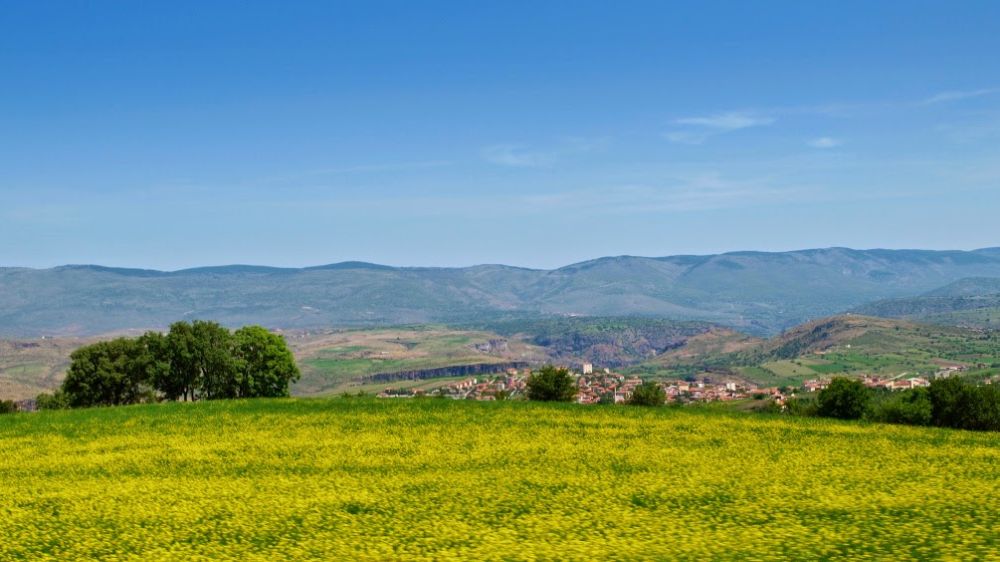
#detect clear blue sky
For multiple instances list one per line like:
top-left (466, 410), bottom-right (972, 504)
top-left (2, 1), bottom-right (999, 270)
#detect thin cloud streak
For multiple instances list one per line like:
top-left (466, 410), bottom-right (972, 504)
top-left (255, 160), bottom-right (453, 185)
top-left (481, 136), bottom-right (610, 168)
top-left (918, 88), bottom-right (999, 105)
top-left (664, 111), bottom-right (774, 144)
top-left (674, 112), bottom-right (775, 130)
top-left (480, 144), bottom-right (555, 168)
top-left (808, 137), bottom-right (842, 149)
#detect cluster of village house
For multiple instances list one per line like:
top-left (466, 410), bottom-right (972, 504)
top-left (379, 363), bottom-right (772, 404)
top-left (378, 363), bottom-right (985, 404)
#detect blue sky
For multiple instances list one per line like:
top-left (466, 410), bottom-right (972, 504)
top-left (2, 1), bottom-right (999, 270)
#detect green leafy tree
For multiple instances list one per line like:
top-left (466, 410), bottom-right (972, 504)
top-left (0, 400), bottom-right (17, 414)
top-left (869, 387), bottom-right (932, 426)
top-left (163, 321), bottom-right (201, 401)
top-left (137, 331), bottom-right (171, 399)
top-left (816, 377), bottom-right (869, 420)
top-left (192, 320), bottom-right (240, 399)
top-left (233, 326), bottom-right (300, 397)
top-left (58, 322), bottom-right (302, 408)
top-left (785, 396), bottom-right (818, 417)
top-left (36, 390), bottom-right (70, 410)
top-left (62, 337), bottom-right (153, 407)
top-left (526, 365), bottom-right (577, 402)
top-left (162, 320), bottom-right (239, 400)
top-left (628, 381), bottom-right (665, 406)
top-left (929, 376), bottom-right (976, 429)
top-left (930, 377), bottom-right (1000, 431)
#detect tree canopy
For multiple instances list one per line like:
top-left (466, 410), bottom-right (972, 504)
top-left (55, 321), bottom-right (300, 408)
top-left (628, 381), bottom-right (666, 406)
top-left (816, 377), bottom-right (869, 420)
top-left (526, 365), bottom-right (577, 402)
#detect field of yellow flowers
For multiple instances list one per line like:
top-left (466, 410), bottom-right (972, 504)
top-left (1, 398), bottom-right (998, 560)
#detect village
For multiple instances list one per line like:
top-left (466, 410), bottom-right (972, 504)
top-left (377, 362), bottom-right (984, 405)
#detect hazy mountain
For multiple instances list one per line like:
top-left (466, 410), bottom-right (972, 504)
top-left (922, 277), bottom-right (1000, 297)
top-left (5, 247), bottom-right (1000, 337)
top-left (854, 276), bottom-right (1000, 328)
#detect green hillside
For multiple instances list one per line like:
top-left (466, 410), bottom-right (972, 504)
top-left (855, 276), bottom-right (1000, 328)
top-left (289, 326), bottom-right (549, 395)
top-left (632, 315), bottom-right (1000, 386)
top-left (480, 316), bottom-right (722, 368)
top-left (2, 399), bottom-right (997, 560)
top-left (0, 318), bottom-right (740, 400)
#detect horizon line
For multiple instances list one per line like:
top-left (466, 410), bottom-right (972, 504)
top-left (3, 245), bottom-right (999, 274)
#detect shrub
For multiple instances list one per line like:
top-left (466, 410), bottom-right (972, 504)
top-left (0, 400), bottom-right (17, 414)
top-left (628, 381), bottom-right (665, 406)
top-left (785, 396), bottom-right (818, 417)
top-left (929, 377), bottom-right (1000, 431)
top-left (526, 365), bottom-right (577, 402)
top-left (36, 391), bottom-right (70, 410)
top-left (816, 377), bottom-right (869, 420)
top-left (869, 388), bottom-right (932, 426)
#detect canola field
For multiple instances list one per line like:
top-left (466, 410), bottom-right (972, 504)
top-left (1, 399), bottom-right (998, 561)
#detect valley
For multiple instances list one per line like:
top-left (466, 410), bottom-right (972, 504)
top-left (5, 313), bottom-right (1000, 402)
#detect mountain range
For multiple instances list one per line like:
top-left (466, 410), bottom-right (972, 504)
top-left (4, 247), bottom-right (1000, 337)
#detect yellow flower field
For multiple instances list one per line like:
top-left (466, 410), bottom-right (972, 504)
top-left (1, 399), bottom-right (998, 560)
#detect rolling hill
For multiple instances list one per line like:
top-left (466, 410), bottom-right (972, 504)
top-left (854, 276), bottom-right (1000, 328)
top-left (631, 315), bottom-right (1000, 387)
top-left (0, 318), bottom-right (743, 400)
top-left (6, 247), bottom-right (1000, 337)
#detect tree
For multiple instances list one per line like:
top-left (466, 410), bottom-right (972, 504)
top-left (233, 326), bottom-right (300, 398)
top-left (62, 337), bottom-right (153, 407)
top-left (191, 320), bottom-right (240, 400)
top-left (36, 390), bottom-right (70, 410)
top-left (161, 320), bottom-right (239, 400)
top-left (929, 376), bottom-right (975, 429)
top-left (137, 331), bottom-right (172, 399)
top-left (869, 387), bottom-right (932, 426)
top-left (58, 322), bottom-right (301, 408)
top-left (628, 381), bottom-right (665, 406)
top-left (0, 400), bottom-right (16, 414)
top-left (929, 377), bottom-right (1000, 431)
top-left (816, 377), bottom-right (869, 420)
top-left (526, 365), bottom-right (577, 402)
top-left (163, 321), bottom-right (201, 401)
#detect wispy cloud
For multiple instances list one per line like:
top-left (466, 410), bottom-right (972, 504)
top-left (807, 137), bottom-right (842, 149)
top-left (664, 112), bottom-right (774, 144)
top-left (935, 112), bottom-right (1000, 143)
top-left (520, 173), bottom-right (815, 214)
top-left (256, 160), bottom-right (452, 184)
top-left (918, 88), bottom-right (999, 105)
top-left (481, 136), bottom-right (610, 168)
top-left (675, 112), bottom-right (775, 130)
top-left (480, 144), bottom-right (555, 168)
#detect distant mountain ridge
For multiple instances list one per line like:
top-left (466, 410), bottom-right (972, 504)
top-left (4, 247), bottom-right (1000, 337)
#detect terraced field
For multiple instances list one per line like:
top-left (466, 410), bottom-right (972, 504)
top-left (287, 327), bottom-right (548, 395)
top-left (1, 399), bottom-right (997, 560)
top-left (0, 338), bottom-right (97, 400)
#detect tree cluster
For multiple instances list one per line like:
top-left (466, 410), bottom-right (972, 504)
top-left (789, 375), bottom-right (1000, 431)
top-left (927, 376), bottom-right (1000, 431)
top-left (42, 321), bottom-right (300, 409)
